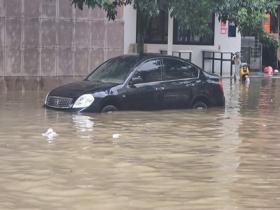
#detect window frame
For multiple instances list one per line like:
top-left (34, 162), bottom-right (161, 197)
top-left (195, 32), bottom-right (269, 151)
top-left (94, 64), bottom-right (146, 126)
top-left (136, 10), bottom-right (168, 44)
top-left (136, 10), bottom-right (215, 46)
top-left (131, 58), bottom-right (164, 84)
top-left (173, 15), bottom-right (215, 46)
top-left (162, 57), bottom-right (201, 82)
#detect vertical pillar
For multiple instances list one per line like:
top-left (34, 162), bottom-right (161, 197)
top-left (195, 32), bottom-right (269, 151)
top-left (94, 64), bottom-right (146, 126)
top-left (72, 4), bottom-right (76, 76)
top-left (230, 53), bottom-right (233, 76)
top-left (276, 6), bottom-right (280, 69)
top-left (39, 1), bottom-right (42, 77)
top-left (202, 51), bottom-right (205, 69)
top-left (21, 0), bottom-right (24, 77)
top-left (167, 10), bottom-right (173, 56)
top-left (3, 0), bottom-right (6, 77)
top-left (220, 53), bottom-right (223, 76)
top-left (55, 0), bottom-right (59, 76)
top-left (212, 52), bottom-right (215, 73)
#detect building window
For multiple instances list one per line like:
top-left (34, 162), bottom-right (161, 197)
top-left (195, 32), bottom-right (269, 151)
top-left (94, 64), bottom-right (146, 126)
top-left (136, 11), bottom-right (215, 46)
top-left (173, 15), bottom-right (215, 45)
top-left (137, 10), bottom-right (168, 44)
top-left (270, 13), bottom-right (278, 34)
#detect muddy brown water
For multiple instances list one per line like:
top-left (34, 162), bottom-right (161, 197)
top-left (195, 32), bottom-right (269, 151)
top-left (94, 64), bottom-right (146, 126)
top-left (0, 77), bottom-right (280, 210)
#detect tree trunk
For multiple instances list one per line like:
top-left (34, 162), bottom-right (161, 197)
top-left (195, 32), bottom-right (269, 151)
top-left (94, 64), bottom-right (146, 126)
top-left (137, 9), bottom-right (145, 54)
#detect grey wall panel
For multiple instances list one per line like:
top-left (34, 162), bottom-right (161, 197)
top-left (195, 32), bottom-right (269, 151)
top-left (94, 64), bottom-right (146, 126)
top-left (57, 48), bottom-right (73, 76)
top-left (0, 0), bottom-right (4, 17)
top-left (5, 48), bottom-right (21, 76)
top-left (0, 47), bottom-right (3, 76)
top-left (76, 6), bottom-right (91, 19)
top-left (41, 48), bottom-right (56, 76)
top-left (23, 19), bottom-right (40, 48)
top-left (107, 21), bottom-right (124, 49)
top-left (0, 17), bottom-right (4, 47)
top-left (41, 19), bottom-right (57, 46)
top-left (58, 19), bottom-right (73, 46)
top-left (6, 18), bottom-right (21, 48)
top-left (1, 0), bottom-right (124, 77)
top-left (75, 21), bottom-right (91, 48)
top-left (91, 20), bottom-right (105, 48)
top-left (59, 0), bottom-right (74, 19)
top-left (23, 48), bottom-right (39, 76)
top-left (24, 0), bottom-right (41, 18)
top-left (90, 48), bottom-right (104, 70)
top-left (6, 0), bottom-right (22, 18)
top-left (75, 48), bottom-right (89, 75)
top-left (42, 0), bottom-right (56, 18)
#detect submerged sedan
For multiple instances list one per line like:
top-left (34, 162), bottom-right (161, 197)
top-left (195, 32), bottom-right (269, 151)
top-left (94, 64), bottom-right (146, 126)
top-left (44, 54), bottom-right (225, 112)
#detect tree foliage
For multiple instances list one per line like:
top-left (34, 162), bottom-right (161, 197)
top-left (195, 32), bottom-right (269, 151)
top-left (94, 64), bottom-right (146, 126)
top-left (72, 0), bottom-right (131, 20)
top-left (216, 0), bottom-right (277, 35)
top-left (71, 0), bottom-right (278, 48)
top-left (168, 0), bottom-right (221, 35)
top-left (216, 0), bottom-right (279, 47)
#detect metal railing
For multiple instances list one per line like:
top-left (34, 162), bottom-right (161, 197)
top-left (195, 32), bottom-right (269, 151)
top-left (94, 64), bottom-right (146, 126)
top-left (160, 50), bottom-right (192, 62)
top-left (202, 51), bottom-right (234, 76)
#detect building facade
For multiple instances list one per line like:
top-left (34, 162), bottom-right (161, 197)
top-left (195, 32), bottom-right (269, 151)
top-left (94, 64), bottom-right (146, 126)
top-left (124, 5), bottom-right (241, 76)
top-left (0, 0), bottom-right (242, 78)
top-left (0, 0), bottom-right (124, 78)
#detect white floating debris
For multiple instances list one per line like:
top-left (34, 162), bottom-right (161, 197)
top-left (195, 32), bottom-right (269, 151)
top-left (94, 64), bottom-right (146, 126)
top-left (112, 134), bottom-right (121, 139)
top-left (42, 128), bottom-right (58, 141)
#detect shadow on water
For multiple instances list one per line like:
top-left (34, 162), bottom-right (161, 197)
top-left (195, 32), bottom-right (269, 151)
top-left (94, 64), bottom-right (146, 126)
top-left (1, 77), bottom-right (280, 209)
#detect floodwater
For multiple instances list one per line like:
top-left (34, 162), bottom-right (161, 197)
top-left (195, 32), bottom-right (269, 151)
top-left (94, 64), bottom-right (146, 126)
top-left (0, 77), bottom-right (280, 210)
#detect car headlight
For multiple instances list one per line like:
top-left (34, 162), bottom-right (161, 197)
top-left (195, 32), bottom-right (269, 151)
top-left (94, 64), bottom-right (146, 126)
top-left (73, 94), bottom-right (95, 109)
top-left (44, 92), bottom-right (49, 105)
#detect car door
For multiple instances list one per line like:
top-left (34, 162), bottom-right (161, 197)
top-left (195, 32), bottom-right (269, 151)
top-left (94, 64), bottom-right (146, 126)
top-left (161, 58), bottom-right (200, 109)
top-left (123, 59), bottom-right (164, 111)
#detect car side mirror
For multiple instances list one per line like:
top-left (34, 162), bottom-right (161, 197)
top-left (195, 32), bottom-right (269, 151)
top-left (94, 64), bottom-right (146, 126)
top-left (129, 75), bottom-right (143, 86)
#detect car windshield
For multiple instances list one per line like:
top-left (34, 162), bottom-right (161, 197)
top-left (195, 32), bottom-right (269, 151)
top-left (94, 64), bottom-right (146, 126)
top-left (86, 56), bottom-right (138, 84)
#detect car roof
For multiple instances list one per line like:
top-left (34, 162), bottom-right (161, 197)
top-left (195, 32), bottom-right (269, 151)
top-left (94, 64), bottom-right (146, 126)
top-left (113, 53), bottom-right (186, 63)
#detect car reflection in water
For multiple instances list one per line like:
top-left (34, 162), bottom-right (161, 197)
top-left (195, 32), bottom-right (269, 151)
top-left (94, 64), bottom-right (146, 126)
top-left (72, 114), bottom-right (95, 139)
top-left (45, 54), bottom-right (225, 113)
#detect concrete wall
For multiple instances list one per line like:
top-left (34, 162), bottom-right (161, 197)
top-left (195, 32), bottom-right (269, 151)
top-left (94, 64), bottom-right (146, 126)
top-left (0, 0), bottom-right (124, 77)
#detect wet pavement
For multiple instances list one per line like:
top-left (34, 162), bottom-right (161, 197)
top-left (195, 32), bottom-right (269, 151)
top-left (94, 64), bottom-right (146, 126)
top-left (1, 77), bottom-right (280, 210)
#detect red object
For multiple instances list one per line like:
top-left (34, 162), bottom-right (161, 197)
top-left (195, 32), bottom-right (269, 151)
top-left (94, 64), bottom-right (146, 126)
top-left (262, 15), bottom-right (271, 33)
top-left (220, 21), bottom-right (227, 34)
top-left (219, 80), bottom-right (224, 93)
top-left (264, 66), bottom-right (273, 74)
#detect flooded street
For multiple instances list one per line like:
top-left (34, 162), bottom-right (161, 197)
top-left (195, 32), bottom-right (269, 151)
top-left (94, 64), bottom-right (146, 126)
top-left (1, 77), bottom-right (280, 210)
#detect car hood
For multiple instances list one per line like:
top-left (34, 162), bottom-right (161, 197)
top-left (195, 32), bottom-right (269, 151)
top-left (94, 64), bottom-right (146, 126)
top-left (49, 80), bottom-right (118, 98)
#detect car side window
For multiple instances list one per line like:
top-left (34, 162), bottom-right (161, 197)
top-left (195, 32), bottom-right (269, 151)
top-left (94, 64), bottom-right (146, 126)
top-left (163, 58), bottom-right (199, 80)
top-left (134, 59), bottom-right (162, 83)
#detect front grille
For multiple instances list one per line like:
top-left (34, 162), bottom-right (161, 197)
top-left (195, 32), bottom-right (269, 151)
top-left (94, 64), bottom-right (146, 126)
top-left (46, 96), bottom-right (73, 109)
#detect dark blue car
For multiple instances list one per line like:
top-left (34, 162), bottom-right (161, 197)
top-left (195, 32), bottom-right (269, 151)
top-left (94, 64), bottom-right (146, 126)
top-left (45, 54), bottom-right (225, 112)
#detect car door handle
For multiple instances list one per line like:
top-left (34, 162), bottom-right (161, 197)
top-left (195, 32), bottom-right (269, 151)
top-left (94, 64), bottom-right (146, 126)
top-left (188, 80), bottom-right (200, 87)
top-left (156, 87), bottom-right (165, 91)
